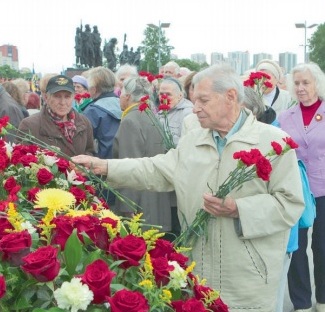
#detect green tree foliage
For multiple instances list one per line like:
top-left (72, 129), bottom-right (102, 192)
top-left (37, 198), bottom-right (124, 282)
top-left (0, 65), bottom-right (22, 79)
top-left (140, 26), bottom-right (172, 74)
top-left (309, 23), bottom-right (325, 71)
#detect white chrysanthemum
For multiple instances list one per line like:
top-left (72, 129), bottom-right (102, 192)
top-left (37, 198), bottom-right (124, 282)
top-left (54, 277), bottom-right (93, 312)
top-left (168, 261), bottom-right (187, 288)
top-left (66, 170), bottom-right (84, 185)
top-left (43, 154), bottom-right (58, 167)
top-left (21, 221), bottom-right (37, 234)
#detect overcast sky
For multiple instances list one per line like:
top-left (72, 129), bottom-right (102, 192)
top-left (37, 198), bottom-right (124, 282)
top-left (1, 0), bottom-right (323, 74)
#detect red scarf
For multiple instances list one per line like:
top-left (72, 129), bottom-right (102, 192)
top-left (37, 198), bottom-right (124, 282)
top-left (47, 106), bottom-right (77, 143)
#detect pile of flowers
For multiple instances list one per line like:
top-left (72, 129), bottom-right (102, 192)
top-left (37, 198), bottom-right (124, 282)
top-left (0, 116), bottom-right (228, 312)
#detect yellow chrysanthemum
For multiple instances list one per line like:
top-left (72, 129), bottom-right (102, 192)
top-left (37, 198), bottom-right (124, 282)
top-left (34, 188), bottom-right (76, 211)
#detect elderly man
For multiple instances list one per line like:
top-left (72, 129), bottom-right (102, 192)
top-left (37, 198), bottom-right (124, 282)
top-left (18, 74), bottom-right (94, 157)
top-left (163, 61), bottom-right (181, 78)
top-left (72, 64), bottom-right (304, 311)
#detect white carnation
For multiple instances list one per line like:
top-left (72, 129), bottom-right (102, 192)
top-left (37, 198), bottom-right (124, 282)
top-left (21, 221), bottom-right (37, 234)
top-left (54, 277), bottom-right (93, 312)
top-left (168, 261), bottom-right (187, 288)
top-left (43, 154), bottom-right (58, 167)
top-left (67, 170), bottom-right (84, 185)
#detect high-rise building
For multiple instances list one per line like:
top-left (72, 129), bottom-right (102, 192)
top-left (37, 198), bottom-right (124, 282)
top-left (253, 53), bottom-right (273, 67)
top-left (0, 44), bottom-right (19, 70)
top-left (279, 52), bottom-right (297, 74)
top-left (191, 53), bottom-right (206, 64)
top-left (227, 51), bottom-right (250, 75)
top-left (211, 52), bottom-right (224, 65)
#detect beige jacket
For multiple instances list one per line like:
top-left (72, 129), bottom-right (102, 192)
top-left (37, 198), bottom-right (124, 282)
top-left (107, 110), bottom-right (304, 311)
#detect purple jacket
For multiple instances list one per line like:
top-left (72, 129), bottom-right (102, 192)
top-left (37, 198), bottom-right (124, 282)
top-left (278, 100), bottom-right (325, 197)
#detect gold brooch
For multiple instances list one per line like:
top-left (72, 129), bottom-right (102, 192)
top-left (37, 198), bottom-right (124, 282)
top-left (315, 113), bottom-right (322, 121)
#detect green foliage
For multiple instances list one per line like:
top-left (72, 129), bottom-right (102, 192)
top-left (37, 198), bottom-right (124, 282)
top-left (140, 26), bottom-right (172, 74)
top-left (309, 23), bottom-right (325, 71)
top-left (0, 65), bottom-right (22, 79)
top-left (173, 59), bottom-right (208, 72)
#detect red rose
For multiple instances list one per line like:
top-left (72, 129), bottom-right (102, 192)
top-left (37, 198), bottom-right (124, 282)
top-left (194, 284), bottom-right (213, 300)
top-left (21, 245), bottom-right (60, 282)
top-left (69, 186), bottom-right (87, 204)
top-left (27, 187), bottom-right (41, 202)
top-left (0, 217), bottom-right (14, 240)
top-left (108, 289), bottom-right (149, 312)
top-left (109, 235), bottom-right (146, 269)
top-left (81, 259), bottom-right (116, 304)
top-left (73, 215), bottom-right (99, 243)
top-left (149, 238), bottom-right (174, 259)
top-left (0, 153), bottom-right (9, 171)
top-left (151, 256), bottom-right (174, 286)
top-left (0, 230), bottom-right (32, 266)
top-left (51, 215), bottom-right (73, 250)
top-left (169, 251), bottom-right (189, 269)
top-left (3, 176), bottom-right (18, 193)
top-left (36, 168), bottom-right (54, 185)
top-left (93, 217), bottom-right (118, 251)
top-left (171, 298), bottom-right (206, 312)
top-left (85, 184), bottom-right (96, 195)
top-left (0, 274), bottom-right (6, 299)
top-left (208, 297), bottom-right (229, 312)
top-left (19, 154), bottom-right (38, 166)
top-left (56, 158), bottom-right (70, 173)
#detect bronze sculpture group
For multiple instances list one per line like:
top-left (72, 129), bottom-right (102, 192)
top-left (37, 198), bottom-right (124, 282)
top-left (75, 25), bottom-right (141, 72)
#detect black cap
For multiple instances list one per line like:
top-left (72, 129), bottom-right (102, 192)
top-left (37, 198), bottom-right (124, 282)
top-left (46, 75), bottom-right (74, 94)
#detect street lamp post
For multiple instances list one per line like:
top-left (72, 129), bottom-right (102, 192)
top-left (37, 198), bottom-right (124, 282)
top-left (295, 21), bottom-right (318, 62)
top-left (147, 21), bottom-right (170, 69)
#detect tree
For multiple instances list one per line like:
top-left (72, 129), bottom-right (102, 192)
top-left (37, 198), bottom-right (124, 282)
top-left (309, 23), bottom-right (325, 71)
top-left (0, 65), bottom-right (22, 79)
top-left (140, 26), bottom-right (172, 74)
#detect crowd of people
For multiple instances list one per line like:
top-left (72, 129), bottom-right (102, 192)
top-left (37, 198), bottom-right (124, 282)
top-left (1, 58), bottom-right (324, 312)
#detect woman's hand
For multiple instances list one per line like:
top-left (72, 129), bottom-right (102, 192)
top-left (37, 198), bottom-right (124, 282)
top-left (202, 193), bottom-right (239, 218)
top-left (70, 155), bottom-right (108, 176)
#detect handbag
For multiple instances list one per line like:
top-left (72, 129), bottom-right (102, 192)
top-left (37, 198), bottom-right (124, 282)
top-left (298, 159), bottom-right (316, 228)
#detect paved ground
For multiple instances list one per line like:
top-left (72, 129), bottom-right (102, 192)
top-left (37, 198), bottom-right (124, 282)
top-left (284, 230), bottom-right (316, 312)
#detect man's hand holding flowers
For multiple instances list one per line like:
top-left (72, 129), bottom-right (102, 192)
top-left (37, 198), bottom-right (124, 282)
top-left (203, 194), bottom-right (239, 218)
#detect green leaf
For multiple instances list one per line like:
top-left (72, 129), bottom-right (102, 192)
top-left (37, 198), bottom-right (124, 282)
top-left (32, 308), bottom-right (66, 312)
top-left (63, 229), bottom-right (83, 276)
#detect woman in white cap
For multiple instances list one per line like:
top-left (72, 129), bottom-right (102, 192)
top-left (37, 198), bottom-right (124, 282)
top-left (72, 75), bottom-right (92, 112)
top-left (256, 59), bottom-right (292, 115)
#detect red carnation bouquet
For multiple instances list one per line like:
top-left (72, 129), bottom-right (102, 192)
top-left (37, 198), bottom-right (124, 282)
top-left (174, 138), bottom-right (299, 247)
top-left (243, 71), bottom-right (273, 97)
top-left (139, 94), bottom-right (176, 151)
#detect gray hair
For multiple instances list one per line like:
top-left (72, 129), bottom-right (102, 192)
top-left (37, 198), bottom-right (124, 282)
top-left (243, 87), bottom-right (266, 118)
top-left (87, 66), bottom-right (116, 93)
top-left (123, 76), bottom-right (152, 103)
top-left (288, 62), bottom-right (325, 100)
top-left (115, 64), bottom-right (138, 80)
top-left (192, 63), bottom-right (245, 103)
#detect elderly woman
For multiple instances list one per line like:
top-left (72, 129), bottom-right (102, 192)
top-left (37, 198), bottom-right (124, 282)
top-left (18, 75), bottom-right (94, 157)
top-left (279, 63), bottom-right (325, 312)
top-left (83, 66), bottom-right (122, 159)
top-left (112, 76), bottom-right (171, 233)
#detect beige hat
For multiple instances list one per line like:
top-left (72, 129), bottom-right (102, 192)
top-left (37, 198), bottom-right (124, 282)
top-left (256, 59), bottom-right (283, 81)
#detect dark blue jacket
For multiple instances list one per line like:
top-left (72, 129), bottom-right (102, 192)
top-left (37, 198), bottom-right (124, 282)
top-left (83, 92), bottom-right (121, 159)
